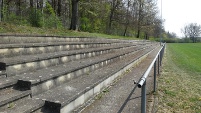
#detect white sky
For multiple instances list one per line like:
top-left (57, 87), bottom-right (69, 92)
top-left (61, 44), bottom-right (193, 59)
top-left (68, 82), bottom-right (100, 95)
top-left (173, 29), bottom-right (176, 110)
top-left (157, 0), bottom-right (201, 37)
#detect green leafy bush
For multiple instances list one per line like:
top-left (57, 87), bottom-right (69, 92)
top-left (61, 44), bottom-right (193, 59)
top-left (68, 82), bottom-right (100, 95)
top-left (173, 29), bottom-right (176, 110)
top-left (29, 9), bottom-right (43, 27)
top-left (43, 2), bottom-right (62, 29)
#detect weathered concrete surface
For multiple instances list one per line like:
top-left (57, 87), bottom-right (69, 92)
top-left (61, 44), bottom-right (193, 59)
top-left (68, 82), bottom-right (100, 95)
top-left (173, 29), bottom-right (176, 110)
top-left (0, 35), bottom-right (159, 113)
top-left (32, 45), bottom-right (156, 113)
top-left (80, 46), bottom-right (161, 113)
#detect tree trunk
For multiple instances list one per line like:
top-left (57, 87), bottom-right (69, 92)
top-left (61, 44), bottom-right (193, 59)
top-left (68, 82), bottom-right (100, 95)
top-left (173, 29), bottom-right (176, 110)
top-left (16, 0), bottom-right (21, 16)
top-left (108, 7), bottom-right (114, 34)
top-left (123, 25), bottom-right (128, 36)
top-left (123, 0), bottom-right (130, 37)
top-left (30, 0), bottom-right (33, 8)
top-left (57, 0), bottom-right (61, 16)
top-left (69, 0), bottom-right (79, 30)
top-left (144, 33), bottom-right (149, 40)
top-left (107, 0), bottom-right (117, 34)
top-left (36, 0), bottom-right (40, 9)
top-left (52, 0), bottom-right (56, 13)
top-left (0, 0), bottom-right (2, 22)
top-left (137, 29), bottom-right (140, 38)
top-left (137, 0), bottom-right (143, 38)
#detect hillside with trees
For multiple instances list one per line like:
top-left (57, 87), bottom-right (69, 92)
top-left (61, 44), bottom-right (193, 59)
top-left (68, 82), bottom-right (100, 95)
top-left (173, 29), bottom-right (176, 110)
top-left (0, 0), bottom-right (168, 40)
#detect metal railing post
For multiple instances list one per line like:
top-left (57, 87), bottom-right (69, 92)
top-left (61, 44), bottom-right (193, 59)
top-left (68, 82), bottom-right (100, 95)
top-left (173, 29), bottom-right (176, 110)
top-left (160, 45), bottom-right (164, 64)
top-left (141, 80), bottom-right (146, 113)
top-left (158, 55), bottom-right (160, 74)
top-left (160, 50), bottom-right (162, 66)
top-left (154, 61), bottom-right (157, 92)
top-left (162, 45), bottom-right (165, 58)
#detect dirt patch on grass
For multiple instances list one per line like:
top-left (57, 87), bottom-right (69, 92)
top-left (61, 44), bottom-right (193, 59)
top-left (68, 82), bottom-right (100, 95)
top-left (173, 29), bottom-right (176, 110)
top-left (156, 45), bottom-right (201, 113)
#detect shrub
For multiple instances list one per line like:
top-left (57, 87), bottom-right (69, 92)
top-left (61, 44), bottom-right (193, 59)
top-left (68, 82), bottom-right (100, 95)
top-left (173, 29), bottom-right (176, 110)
top-left (43, 2), bottom-right (63, 29)
top-left (29, 9), bottom-right (43, 27)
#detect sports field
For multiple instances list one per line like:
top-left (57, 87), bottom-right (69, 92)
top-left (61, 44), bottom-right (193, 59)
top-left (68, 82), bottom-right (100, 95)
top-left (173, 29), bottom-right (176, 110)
top-left (157, 43), bottom-right (201, 113)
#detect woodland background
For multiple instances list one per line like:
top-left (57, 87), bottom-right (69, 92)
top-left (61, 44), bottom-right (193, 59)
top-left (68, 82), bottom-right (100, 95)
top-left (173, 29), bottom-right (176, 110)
top-left (0, 0), bottom-right (178, 40)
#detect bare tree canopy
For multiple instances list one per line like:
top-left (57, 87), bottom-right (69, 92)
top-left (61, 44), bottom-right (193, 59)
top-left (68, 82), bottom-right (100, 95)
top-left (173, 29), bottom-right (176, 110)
top-left (181, 23), bottom-right (201, 43)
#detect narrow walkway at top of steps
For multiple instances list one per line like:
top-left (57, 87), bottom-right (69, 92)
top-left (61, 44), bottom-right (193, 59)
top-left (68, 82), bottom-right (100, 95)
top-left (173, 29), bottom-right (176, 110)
top-left (80, 46), bottom-right (161, 113)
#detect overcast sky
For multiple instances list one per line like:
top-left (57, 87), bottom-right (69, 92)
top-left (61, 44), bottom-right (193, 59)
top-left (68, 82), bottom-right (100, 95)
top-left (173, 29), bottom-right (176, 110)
top-left (157, 0), bottom-right (201, 37)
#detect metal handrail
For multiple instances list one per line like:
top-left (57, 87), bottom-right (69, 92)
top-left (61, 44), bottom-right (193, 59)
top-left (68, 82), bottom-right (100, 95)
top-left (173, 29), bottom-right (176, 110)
top-left (138, 46), bottom-right (163, 88)
top-left (137, 43), bottom-right (165, 113)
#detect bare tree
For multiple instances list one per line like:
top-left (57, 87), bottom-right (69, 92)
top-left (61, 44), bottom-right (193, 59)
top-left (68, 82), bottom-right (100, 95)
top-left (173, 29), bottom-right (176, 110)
top-left (181, 23), bottom-right (201, 43)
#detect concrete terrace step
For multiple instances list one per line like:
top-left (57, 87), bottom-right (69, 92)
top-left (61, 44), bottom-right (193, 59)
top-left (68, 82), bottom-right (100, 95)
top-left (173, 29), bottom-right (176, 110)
top-left (0, 77), bottom-right (18, 89)
top-left (0, 42), bottom-right (153, 89)
top-left (0, 41), bottom-right (115, 58)
top-left (33, 45), bottom-right (159, 113)
top-left (0, 35), bottom-right (123, 44)
top-left (0, 43), bottom-right (150, 89)
top-left (2, 98), bottom-right (44, 113)
top-left (0, 43), bottom-right (144, 76)
top-left (3, 43), bottom-right (158, 113)
top-left (0, 43), bottom-right (135, 65)
top-left (0, 35), bottom-right (158, 113)
top-left (16, 44), bottom-right (156, 95)
top-left (0, 87), bottom-right (31, 110)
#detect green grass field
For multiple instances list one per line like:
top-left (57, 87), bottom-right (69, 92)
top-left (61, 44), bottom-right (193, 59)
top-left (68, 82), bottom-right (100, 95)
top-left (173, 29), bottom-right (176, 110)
top-left (169, 43), bottom-right (201, 73)
top-left (157, 43), bottom-right (201, 113)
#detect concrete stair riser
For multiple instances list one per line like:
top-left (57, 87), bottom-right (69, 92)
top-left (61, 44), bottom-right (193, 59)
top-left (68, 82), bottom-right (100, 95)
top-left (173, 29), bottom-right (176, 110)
top-left (0, 35), bottom-right (121, 44)
top-left (0, 43), bottom-right (112, 58)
